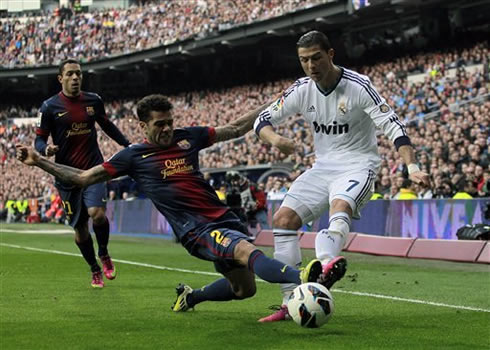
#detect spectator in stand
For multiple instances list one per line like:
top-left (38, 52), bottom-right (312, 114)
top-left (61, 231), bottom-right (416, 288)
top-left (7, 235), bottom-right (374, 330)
top-left (433, 179), bottom-right (454, 198)
top-left (266, 178), bottom-right (287, 201)
top-left (415, 181), bottom-right (433, 199)
top-left (215, 184), bottom-right (227, 202)
top-left (452, 179), bottom-right (474, 199)
top-left (249, 182), bottom-right (270, 230)
top-left (376, 175), bottom-right (392, 197)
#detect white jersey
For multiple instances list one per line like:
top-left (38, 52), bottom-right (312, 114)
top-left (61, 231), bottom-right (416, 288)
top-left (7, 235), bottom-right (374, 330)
top-left (253, 67), bottom-right (408, 173)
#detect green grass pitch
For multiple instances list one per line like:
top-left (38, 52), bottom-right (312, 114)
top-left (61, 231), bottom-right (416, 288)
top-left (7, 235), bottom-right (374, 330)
top-left (1, 223), bottom-right (489, 350)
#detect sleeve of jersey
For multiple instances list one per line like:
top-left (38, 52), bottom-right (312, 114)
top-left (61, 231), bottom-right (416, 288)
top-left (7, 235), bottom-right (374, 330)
top-left (253, 82), bottom-right (302, 136)
top-left (35, 102), bottom-right (51, 137)
top-left (206, 127), bottom-right (216, 147)
top-left (189, 126), bottom-right (216, 150)
top-left (360, 82), bottom-right (410, 148)
top-left (35, 102), bottom-right (51, 155)
top-left (101, 148), bottom-right (132, 178)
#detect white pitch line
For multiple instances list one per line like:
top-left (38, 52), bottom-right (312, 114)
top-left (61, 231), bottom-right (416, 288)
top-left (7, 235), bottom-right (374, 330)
top-left (332, 290), bottom-right (490, 313)
top-left (1, 242), bottom-right (489, 313)
top-left (0, 243), bottom-right (221, 277)
top-left (1, 229), bottom-right (72, 234)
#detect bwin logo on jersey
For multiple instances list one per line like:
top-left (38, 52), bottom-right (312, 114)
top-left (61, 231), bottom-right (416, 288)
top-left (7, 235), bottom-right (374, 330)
top-left (313, 121), bottom-right (349, 135)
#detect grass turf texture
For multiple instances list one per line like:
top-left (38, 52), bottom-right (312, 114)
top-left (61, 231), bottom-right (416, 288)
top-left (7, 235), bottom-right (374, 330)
top-left (1, 223), bottom-right (489, 350)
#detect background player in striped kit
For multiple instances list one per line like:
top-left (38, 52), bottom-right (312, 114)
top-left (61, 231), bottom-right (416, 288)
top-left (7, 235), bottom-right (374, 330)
top-left (35, 59), bottom-right (131, 288)
top-left (254, 31), bottom-right (430, 322)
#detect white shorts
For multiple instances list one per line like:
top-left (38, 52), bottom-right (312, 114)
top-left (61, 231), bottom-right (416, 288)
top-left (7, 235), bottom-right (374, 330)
top-left (281, 168), bottom-right (376, 224)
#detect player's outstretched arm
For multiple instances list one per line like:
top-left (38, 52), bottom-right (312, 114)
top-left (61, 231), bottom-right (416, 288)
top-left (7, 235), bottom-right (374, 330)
top-left (16, 144), bottom-right (111, 187)
top-left (258, 126), bottom-right (296, 155)
top-left (215, 102), bottom-right (270, 143)
top-left (398, 145), bottom-right (430, 186)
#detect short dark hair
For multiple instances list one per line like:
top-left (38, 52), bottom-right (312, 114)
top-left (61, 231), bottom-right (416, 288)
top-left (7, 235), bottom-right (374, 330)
top-left (296, 31), bottom-right (332, 52)
top-left (59, 58), bottom-right (81, 75)
top-left (136, 94), bottom-right (173, 123)
top-left (402, 178), bottom-right (412, 189)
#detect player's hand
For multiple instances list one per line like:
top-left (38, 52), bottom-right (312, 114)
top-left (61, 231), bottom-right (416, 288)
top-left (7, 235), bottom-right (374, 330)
top-left (45, 144), bottom-right (59, 156)
top-left (15, 144), bottom-right (40, 166)
top-left (409, 171), bottom-right (430, 186)
top-left (273, 136), bottom-right (296, 155)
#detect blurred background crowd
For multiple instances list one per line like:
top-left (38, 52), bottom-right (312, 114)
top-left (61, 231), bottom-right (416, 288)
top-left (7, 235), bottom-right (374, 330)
top-left (1, 0), bottom-right (326, 68)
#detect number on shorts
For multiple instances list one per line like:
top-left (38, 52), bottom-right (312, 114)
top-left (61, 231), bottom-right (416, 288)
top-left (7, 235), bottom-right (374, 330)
top-left (210, 230), bottom-right (224, 244)
top-left (62, 201), bottom-right (73, 215)
top-left (346, 180), bottom-right (360, 192)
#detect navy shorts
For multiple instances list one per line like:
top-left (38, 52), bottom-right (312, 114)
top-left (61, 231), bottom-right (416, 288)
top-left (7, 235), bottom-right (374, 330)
top-left (56, 182), bottom-right (106, 227)
top-left (181, 214), bottom-right (252, 274)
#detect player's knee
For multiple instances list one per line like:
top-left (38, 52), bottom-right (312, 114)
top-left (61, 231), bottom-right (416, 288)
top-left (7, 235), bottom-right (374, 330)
top-left (233, 240), bottom-right (256, 266)
top-left (88, 208), bottom-right (106, 225)
top-left (330, 199), bottom-right (353, 217)
top-left (92, 216), bottom-right (106, 226)
top-left (273, 210), bottom-right (301, 230)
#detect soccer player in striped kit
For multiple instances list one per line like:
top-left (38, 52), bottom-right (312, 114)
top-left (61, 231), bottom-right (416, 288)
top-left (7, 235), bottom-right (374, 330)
top-left (17, 94), bottom-right (326, 313)
top-left (254, 31), bottom-right (429, 322)
top-left (35, 59), bottom-right (131, 288)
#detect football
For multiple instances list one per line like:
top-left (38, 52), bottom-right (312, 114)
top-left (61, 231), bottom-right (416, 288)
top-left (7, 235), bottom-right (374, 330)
top-left (288, 282), bottom-right (334, 328)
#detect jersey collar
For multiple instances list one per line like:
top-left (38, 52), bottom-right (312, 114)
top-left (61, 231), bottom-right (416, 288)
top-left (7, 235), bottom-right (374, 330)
top-left (59, 91), bottom-right (83, 101)
top-left (314, 66), bottom-right (344, 97)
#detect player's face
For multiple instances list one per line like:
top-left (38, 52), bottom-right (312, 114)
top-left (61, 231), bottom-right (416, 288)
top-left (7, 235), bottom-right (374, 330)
top-left (58, 63), bottom-right (83, 97)
top-left (298, 45), bottom-right (334, 86)
top-left (141, 110), bottom-right (174, 147)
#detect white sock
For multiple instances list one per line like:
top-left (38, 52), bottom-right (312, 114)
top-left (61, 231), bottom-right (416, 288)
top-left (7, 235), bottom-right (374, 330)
top-left (273, 229), bottom-right (301, 306)
top-left (315, 212), bottom-right (351, 263)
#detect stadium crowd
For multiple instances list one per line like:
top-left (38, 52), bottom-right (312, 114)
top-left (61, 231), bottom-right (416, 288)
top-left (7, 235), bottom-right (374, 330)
top-left (1, 41), bottom-right (489, 222)
top-left (1, 0), bottom-right (327, 68)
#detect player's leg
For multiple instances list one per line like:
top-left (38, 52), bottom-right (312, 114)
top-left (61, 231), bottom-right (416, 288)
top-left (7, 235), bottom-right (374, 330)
top-left (270, 207), bottom-right (302, 307)
top-left (233, 240), bottom-right (321, 285)
top-left (172, 267), bottom-right (256, 312)
top-left (57, 185), bottom-right (103, 287)
top-left (315, 169), bottom-right (376, 288)
top-left (85, 183), bottom-right (116, 280)
top-left (74, 219), bottom-right (104, 288)
top-left (185, 227), bottom-right (321, 286)
top-left (261, 169), bottom-right (331, 322)
top-left (173, 228), bottom-right (322, 312)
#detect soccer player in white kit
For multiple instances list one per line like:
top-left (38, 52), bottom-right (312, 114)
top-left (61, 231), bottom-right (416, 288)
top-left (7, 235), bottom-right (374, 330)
top-left (254, 31), bottom-right (429, 322)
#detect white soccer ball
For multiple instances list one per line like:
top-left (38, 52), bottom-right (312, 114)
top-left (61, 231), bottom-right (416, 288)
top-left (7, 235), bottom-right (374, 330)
top-left (288, 282), bottom-right (334, 328)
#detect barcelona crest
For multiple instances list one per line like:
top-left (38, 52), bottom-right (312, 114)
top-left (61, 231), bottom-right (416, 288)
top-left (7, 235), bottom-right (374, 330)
top-left (177, 139), bottom-right (191, 150)
top-left (86, 106), bottom-right (95, 116)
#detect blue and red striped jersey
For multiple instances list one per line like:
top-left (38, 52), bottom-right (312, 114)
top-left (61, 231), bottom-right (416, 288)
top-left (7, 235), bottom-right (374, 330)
top-left (35, 91), bottom-right (129, 171)
top-left (102, 127), bottom-right (231, 238)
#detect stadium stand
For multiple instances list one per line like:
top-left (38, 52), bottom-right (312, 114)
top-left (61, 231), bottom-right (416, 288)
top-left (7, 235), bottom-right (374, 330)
top-left (1, 0), bottom-right (328, 68)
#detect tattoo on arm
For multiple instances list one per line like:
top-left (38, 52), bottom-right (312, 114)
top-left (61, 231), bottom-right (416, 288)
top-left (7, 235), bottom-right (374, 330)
top-left (37, 158), bottom-right (110, 187)
top-left (215, 126), bottom-right (239, 143)
top-left (215, 102), bottom-right (270, 143)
